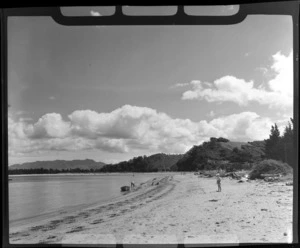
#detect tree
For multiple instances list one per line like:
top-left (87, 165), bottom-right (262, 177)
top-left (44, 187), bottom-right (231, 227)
top-left (264, 120), bottom-right (294, 167)
top-left (229, 147), bottom-right (254, 163)
top-left (283, 118), bottom-right (293, 142)
top-left (176, 146), bottom-right (207, 171)
top-left (265, 123), bottom-right (282, 161)
top-left (282, 118), bottom-right (294, 167)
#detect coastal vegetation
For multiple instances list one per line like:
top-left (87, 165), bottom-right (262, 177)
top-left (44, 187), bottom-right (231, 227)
top-left (249, 159), bottom-right (293, 180)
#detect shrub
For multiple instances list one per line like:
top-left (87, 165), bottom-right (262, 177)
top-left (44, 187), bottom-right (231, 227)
top-left (249, 159), bottom-right (293, 179)
top-left (217, 137), bottom-right (229, 142)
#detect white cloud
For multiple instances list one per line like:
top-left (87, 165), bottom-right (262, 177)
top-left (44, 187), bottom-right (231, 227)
top-left (209, 112), bottom-right (273, 141)
top-left (180, 51), bottom-right (293, 110)
top-left (268, 51), bottom-right (293, 96)
top-left (8, 105), bottom-right (281, 159)
top-left (28, 113), bottom-right (71, 139)
top-left (171, 80), bottom-right (203, 89)
top-left (170, 82), bottom-right (190, 88)
top-left (90, 10), bottom-right (102, 16)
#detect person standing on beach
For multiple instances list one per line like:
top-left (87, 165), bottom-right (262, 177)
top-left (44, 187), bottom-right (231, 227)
top-left (216, 174), bottom-right (221, 192)
top-left (131, 181), bottom-right (135, 189)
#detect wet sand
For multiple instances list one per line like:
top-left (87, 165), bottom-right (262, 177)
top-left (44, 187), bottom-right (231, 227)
top-left (9, 173), bottom-right (293, 245)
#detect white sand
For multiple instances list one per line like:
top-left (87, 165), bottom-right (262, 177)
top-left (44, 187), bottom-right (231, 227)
top-left (9, 173), bottom-right (293, 245)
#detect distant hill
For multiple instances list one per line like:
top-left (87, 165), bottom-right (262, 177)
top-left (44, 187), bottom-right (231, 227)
top-left (172, 137), bottom-right (265, 171)
top-left (9, 159), bottom-right (106, 171)
top-left (100, 153), bottom-right (183, 172)
top-left (145, 153), bottom-right (184, 171)
top-left (220, 140), bottom-right (265, 158)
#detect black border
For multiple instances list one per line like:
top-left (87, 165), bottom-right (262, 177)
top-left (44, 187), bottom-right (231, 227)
top-left (1, 2), bottom-right (299, 248)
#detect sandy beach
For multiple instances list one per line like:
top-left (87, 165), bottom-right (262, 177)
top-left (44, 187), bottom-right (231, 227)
top-left (9, 173), bottom-right (293, 245)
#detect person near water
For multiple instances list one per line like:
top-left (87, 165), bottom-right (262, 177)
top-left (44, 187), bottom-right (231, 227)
top-left (216, 174), bottom-right (221, 192)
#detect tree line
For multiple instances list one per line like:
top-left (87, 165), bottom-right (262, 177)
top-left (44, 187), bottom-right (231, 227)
top-left (9, 156), bottom-right (161, 175)
top-left (8, 168), bottom-right (101, 174)
top-left (264, 118), bottom-right (294, 168)
top-left (99, 156), bottom-right (160, 173)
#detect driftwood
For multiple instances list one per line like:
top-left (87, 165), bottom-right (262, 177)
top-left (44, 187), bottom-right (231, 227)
top-left (264, 177), bottom-right (280, 182)
top-left (261, 174), bottom-right (282, 178)
top-left (225, 172), bottom-right (241, 180)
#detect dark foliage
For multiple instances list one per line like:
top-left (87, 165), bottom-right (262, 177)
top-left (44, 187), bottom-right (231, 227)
top-left (9, 154), bottom-right (182, 174)
top-left (9, 168), bottom-right (94, 174)
top-left (264, 118), bottom-right (294, 167)
top-left (249, 159), bottom-right (293, 179)
top-left (175, 137), bottom-right (264, 171)
top-left (100, 154), bottom-right (182, 173)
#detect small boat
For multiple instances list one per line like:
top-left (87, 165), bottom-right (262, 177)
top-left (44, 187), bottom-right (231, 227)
top-left (120, 186), bottom-right (130, 192)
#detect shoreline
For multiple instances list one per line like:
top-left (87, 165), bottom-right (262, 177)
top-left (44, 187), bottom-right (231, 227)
top-left (9, 172), bottom-right (177, 177)
top-left (9, 175), bottom-right (173, 231)
top-left (9, 173), bottom-right (293, 244)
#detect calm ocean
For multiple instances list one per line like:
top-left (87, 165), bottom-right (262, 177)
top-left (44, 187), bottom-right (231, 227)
top-left (9, 173), bottom-right (170, 224)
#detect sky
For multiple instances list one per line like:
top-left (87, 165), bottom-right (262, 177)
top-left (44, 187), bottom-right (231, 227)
top-left (7, 6), bottom-right (293, 165)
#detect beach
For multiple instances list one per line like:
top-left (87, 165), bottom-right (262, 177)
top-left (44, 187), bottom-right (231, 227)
top-left (9, 173), bottom-right (293, 245)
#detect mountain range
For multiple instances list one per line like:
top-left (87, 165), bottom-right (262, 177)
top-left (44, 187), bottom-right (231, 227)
top-left (9, 159), bottom-right (106, 171)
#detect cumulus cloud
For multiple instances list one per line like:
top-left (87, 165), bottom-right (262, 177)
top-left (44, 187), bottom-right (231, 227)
top-left (28, 113), bottom-right (71, 139)
top-left (180, 51), bottom-right (293, 109)
top-left (208, 112), bottom-right (273, 141)
top-left (268, 51), bottom-right (293, 96)
top-left (8, 105), bottom-right (279, 159)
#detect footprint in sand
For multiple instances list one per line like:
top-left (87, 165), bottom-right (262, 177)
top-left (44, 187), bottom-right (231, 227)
top-left (11, 238), bottom-right (21, 241)
top-left (30, 225), bottom-right (45, 231)
top-left (91, 219), bottom-right (104, 224)
top-left (66, 226), bottom-right (85, 233)
top-left (110, 213), bottom-right (119, 218)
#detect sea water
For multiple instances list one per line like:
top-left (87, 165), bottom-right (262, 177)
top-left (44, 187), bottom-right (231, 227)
top-left (9, 173), bottom-right (170, 224)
